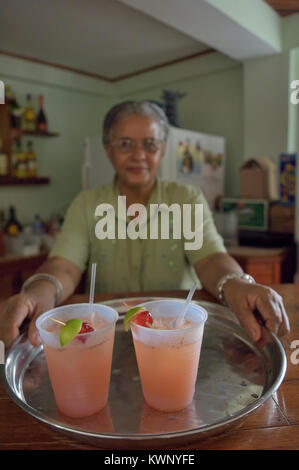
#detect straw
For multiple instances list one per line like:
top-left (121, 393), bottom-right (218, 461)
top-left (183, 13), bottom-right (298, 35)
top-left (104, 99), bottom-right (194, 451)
top-left (175, 282), bottom-right (197, 328)
top-left (89, 263), bottom-right (97, 324)
top-left (50, 318), bottom-right (66, 327)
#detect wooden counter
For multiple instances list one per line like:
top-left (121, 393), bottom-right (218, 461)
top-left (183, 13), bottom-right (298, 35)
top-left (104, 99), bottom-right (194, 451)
top-left (0, 285), bottom-right (298, 450)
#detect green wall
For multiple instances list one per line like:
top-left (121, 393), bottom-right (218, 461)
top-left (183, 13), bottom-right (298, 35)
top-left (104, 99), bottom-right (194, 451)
top-left (0, 54), bottom-right (114, 225)
top-left (243, 13), bottom-right (299, 165)
top-left (243, 52), bottom-right (290, 163)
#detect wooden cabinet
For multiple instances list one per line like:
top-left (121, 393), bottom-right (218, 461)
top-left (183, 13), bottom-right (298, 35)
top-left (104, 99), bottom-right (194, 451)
top-left (0, 252), bottom-right (86, 299)
top-left (0, 252), bottom-right (48, 298)
top-left (0, 245), bottom-right (293, 300)
top-left (227, 246), bottom-right (291, 284)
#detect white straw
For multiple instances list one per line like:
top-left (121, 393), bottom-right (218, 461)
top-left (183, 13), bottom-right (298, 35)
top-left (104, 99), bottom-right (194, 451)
top-left (50, 318), bottom-right (66, 327)
top-left (175, 282), bottom-right (197, 328)
top-left (89, 263), bottom-right (97, 321)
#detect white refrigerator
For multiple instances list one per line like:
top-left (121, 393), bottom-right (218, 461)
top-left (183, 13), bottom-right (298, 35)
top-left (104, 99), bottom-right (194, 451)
top-left (160, 125), bottom-right (226, 211)
top-left (82, 126), bottom-right (226, 211)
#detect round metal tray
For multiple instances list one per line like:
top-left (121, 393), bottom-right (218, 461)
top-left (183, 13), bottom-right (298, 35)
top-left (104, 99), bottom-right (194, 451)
top-left (0, 298), bottom-right (286, 449)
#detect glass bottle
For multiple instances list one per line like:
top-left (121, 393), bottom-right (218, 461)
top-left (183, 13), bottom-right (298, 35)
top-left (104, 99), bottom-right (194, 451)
top-left (11, 140), bottom-right (19, 177)
top-left (36, 95), bottom-right (48, 133)
top-left (23, 94), bottom-right (36, 131)
top-left (15, 140), bottom-right (27, 178)
top-left (0, 138), bottom-right (8, 177)
top-left (26, 141), bottom-right (37, 178)
top-left (4, 206), bottom-right (23, 237)
top-left (5, 85), bottom-right (23, 129)
top-left (0, 209), bottom-right (5, 256)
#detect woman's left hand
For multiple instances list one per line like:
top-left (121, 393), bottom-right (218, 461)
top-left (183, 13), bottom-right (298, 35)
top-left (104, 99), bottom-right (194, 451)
top-left (223, 279), bottom-right (290, 342)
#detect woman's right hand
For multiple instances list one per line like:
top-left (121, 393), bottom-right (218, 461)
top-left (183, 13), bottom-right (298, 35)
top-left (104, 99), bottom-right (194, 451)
top-left (0, 258), bottom-right (82, 349)
top-left (0, 285), bottom-right (56, 349)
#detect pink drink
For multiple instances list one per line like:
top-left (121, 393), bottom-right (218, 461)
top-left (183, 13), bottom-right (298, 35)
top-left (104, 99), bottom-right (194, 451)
top-left (43, 331), bottom-right (114, 418)
top-left (131, 300), bottom-right (207, 412)
top-left (36, 303), bottom-right (118, 418)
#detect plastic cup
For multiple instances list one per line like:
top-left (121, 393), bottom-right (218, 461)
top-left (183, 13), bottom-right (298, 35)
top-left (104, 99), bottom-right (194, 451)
top-left (36, 303), bottom-right (118, 418)
top-left (130, 299), bottom-right (207, 412)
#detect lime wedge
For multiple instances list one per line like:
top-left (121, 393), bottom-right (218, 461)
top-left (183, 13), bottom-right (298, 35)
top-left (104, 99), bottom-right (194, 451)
top-left (60, 319), bottom-right (83, 347)
top-left (123, 306), bottom-right (145, 332)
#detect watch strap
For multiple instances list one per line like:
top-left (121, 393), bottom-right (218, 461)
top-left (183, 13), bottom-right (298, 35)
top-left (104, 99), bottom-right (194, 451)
top-left (217, 272), bottom-right (255, 306)
top-left (21, 273), bottom-right (63, 306)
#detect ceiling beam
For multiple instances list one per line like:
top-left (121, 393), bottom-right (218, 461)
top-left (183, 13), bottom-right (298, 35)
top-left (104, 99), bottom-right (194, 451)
top-left (118, 0), bottom-right (282, 60)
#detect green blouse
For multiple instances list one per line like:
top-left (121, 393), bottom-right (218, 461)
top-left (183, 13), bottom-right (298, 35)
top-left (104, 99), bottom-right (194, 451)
top-left (49, 179), bottom-right (226, 293)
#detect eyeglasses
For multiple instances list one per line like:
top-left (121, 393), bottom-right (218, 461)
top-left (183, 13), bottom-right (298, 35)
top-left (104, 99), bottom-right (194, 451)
top-left (108, 137), bottom-right (164, 154)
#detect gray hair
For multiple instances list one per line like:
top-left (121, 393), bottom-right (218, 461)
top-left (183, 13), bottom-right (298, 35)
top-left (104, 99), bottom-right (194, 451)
top-left (102, 100), bottom-right (169, 145)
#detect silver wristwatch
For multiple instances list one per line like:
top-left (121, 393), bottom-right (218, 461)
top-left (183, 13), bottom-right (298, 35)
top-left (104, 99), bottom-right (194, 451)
top-left (216, 272), bottom-right (255, 306)
top-left (21, 273), bottom-right (63, 306)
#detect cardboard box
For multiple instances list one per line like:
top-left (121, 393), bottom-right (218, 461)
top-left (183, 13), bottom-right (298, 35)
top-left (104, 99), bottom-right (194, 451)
top-left (279, 153), bottom-right (296, 205)
top-left (240, 156), bottom-right (278, 200)
top-left (269, 202), bottom-right (295, 233)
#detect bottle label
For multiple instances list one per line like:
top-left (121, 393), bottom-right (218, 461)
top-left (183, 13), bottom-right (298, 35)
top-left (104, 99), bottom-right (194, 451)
top-left (7, 224), bottom-right (19, 236)
top-left (37, 123), bottom-right (47, 132)
top-left (25, 110), bottom-right (35, 121)
top-left (0, 154), bottom-right (8, 176)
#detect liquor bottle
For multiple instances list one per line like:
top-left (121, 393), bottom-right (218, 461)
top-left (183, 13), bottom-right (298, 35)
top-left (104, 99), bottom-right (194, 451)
top-left (25, 141), bottom-right (37, 178)
top-left (47, 213), bottom-right (61, 236)
top-left (15, 140), bottom-right (27, 178)
top-left (5, 85), bottom-right (23, 129)
top-left (23, 94), bottom-right (36, 131)
top-left (4, 206), bottom-right (23, 237)
top-left (4, 85), bottom-right (13, 107)
top-left (0, 138), bottom-right (8, 176)
top-left (36, 95), bottom-right (48, 133)
top-left (33, 214), bottom-right (44, 235)
top-left (0, 209), bottom-right (5, 256)
top-left (11, 140), bottom-right (19, 177)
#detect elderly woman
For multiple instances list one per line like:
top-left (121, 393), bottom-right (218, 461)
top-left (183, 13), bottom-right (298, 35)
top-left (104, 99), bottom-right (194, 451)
top-left (0, 101), bottom-right (289, 347)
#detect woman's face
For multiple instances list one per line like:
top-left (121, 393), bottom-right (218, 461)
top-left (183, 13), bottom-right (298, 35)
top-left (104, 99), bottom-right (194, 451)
top-left (105, 114), bottom-right (166, 190)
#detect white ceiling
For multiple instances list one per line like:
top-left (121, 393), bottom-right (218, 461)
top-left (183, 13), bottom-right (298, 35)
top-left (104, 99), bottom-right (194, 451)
top-left (0, 0), bottom-right (281, 81)
top-left (0, 0), bottom-right (209, 80)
